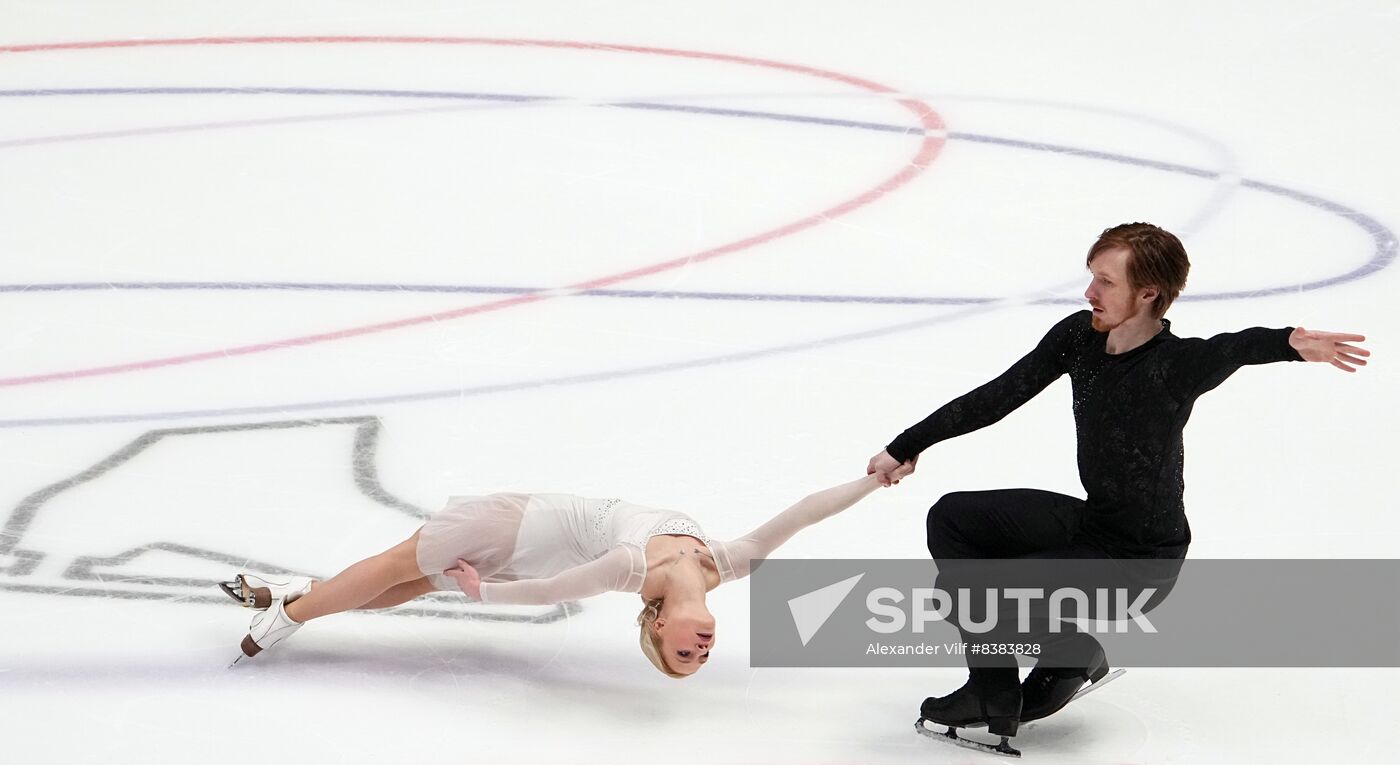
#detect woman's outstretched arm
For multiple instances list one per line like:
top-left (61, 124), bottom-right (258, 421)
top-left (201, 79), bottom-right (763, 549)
top-left (712, 474), bottom-right (884, 581)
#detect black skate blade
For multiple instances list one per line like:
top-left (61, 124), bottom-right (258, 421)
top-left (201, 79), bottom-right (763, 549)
top-left (915, 718), bottom-right (1021, 758)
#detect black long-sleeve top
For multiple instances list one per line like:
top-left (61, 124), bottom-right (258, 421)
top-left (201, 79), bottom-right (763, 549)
top-left (887, 311), bottom-right (1302, 559)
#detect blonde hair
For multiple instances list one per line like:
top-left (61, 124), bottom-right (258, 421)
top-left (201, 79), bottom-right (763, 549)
top-left (636, 598), bottom-right (688, 680)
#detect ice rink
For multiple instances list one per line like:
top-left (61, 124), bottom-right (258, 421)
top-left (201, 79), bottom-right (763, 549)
top-left (1, 1), bottom-right (1396, 762)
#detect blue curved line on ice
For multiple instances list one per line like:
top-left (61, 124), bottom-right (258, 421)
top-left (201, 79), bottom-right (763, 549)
top-left (0, 87), bottom-right (1391, 427)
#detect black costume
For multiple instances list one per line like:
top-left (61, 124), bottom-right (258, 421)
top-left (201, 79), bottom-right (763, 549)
top-left (893, 310), bottom-right (1302, 734)
top-left (889, 310), bottom-right (1302, 561)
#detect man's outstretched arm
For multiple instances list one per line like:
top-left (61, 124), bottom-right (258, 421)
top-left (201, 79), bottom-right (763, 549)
top-left (1163, 325), bottom-right (1370, 402)
top-left (866, 313), bottom-right (1080, 487)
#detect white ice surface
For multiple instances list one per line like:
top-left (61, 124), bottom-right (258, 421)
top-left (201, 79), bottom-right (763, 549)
top-left (1, 2), bottom-right (1396, 763)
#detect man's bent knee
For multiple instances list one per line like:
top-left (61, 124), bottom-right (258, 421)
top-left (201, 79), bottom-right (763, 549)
top-left (926, 492), bottom-right (977, 559)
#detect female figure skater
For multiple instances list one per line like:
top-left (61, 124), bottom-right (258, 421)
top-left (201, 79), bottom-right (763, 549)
top-left (224, 474), bottom-right (883, 676)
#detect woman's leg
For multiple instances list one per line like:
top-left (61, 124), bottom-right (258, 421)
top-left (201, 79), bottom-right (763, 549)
top-left (356, 577), bottom-right (436, 610)
top-left (284, 531), bottom-right (425, 623)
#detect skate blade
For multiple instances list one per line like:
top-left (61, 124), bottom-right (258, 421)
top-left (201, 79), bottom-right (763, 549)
top-left (217, 575), bottom-right (276, 609)
top-left (1070, 668), bottom-right (1126, 703)
top-left (1018, 669), bottom-right (1130, 731)
top-left (228, 635), bottom-right (262, 668)
top-left (217, 578), bottom-right (250, 607)
top-left (915, 718), bottom-right (1021, 758)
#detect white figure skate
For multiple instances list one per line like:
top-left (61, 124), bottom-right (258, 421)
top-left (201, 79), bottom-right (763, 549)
top-left (219, 573), bottom-right (313, 610)
top-left (232, 598), bottom-right (303, 665)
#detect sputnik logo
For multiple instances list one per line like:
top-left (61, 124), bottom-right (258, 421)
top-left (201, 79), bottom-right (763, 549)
top-left (787, 573), bottom-right (865, 646)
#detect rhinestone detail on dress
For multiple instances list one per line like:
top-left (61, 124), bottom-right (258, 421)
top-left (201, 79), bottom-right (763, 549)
top-left (590, 498), bottom-right (621, 543)
top-left (648, 516), bottom-right (709, 543)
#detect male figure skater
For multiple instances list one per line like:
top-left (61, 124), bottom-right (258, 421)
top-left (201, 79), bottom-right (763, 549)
top-left (867, 222), bottom-right (1369, 744)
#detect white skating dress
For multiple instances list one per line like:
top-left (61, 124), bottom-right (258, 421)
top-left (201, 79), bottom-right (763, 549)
top-left (414, 478), bottom-right (877, 605)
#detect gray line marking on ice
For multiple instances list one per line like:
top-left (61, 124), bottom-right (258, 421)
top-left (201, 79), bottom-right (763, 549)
top-left (0, 582), bottom-right (577, 623)
top-left (64, 541), bottom-right (304, 586)
top-left (0, 416), bottom-right (577, 623)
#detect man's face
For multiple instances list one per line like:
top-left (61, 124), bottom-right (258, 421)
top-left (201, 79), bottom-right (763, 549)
top-left (1084, 247), bottom-right (1154, 332)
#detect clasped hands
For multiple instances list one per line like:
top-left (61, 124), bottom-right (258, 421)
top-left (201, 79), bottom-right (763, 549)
top-left (867, 450), bottom-right (918, 488)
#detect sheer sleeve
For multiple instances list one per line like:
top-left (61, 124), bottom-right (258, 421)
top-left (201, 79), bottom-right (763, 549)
top-left (477, 545), bottom-right (642, 605)
top-left (710, 476), bottom-right (881, 582)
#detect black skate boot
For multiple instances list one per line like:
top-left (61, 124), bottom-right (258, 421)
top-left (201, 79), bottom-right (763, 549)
top-left (1020, 641), bottom-right (1109, 722)
top-left (920, 667), bottom-right (1022, 736)
top-left (916, 667), bottom-right (1023, 757)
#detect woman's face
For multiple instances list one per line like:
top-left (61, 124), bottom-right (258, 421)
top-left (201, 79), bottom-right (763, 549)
top-left (655, 612), bottom-right (716, 675)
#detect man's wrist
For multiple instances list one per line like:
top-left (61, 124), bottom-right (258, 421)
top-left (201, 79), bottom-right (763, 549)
top-left (886, 439), bottom-right (913, 464)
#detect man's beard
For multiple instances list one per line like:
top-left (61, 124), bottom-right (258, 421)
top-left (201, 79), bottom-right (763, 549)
top-left (1090, 310), bottom-right (1123, 332)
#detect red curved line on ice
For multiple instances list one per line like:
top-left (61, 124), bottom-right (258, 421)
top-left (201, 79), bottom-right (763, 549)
top-left (0, 36), bottom-right (945, 387)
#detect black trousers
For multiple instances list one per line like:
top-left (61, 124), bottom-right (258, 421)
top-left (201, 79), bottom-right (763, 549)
top-left (926, 489), bottom-right (1104, 561)
top-left (925, 489), bottom-right (1180, 674)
